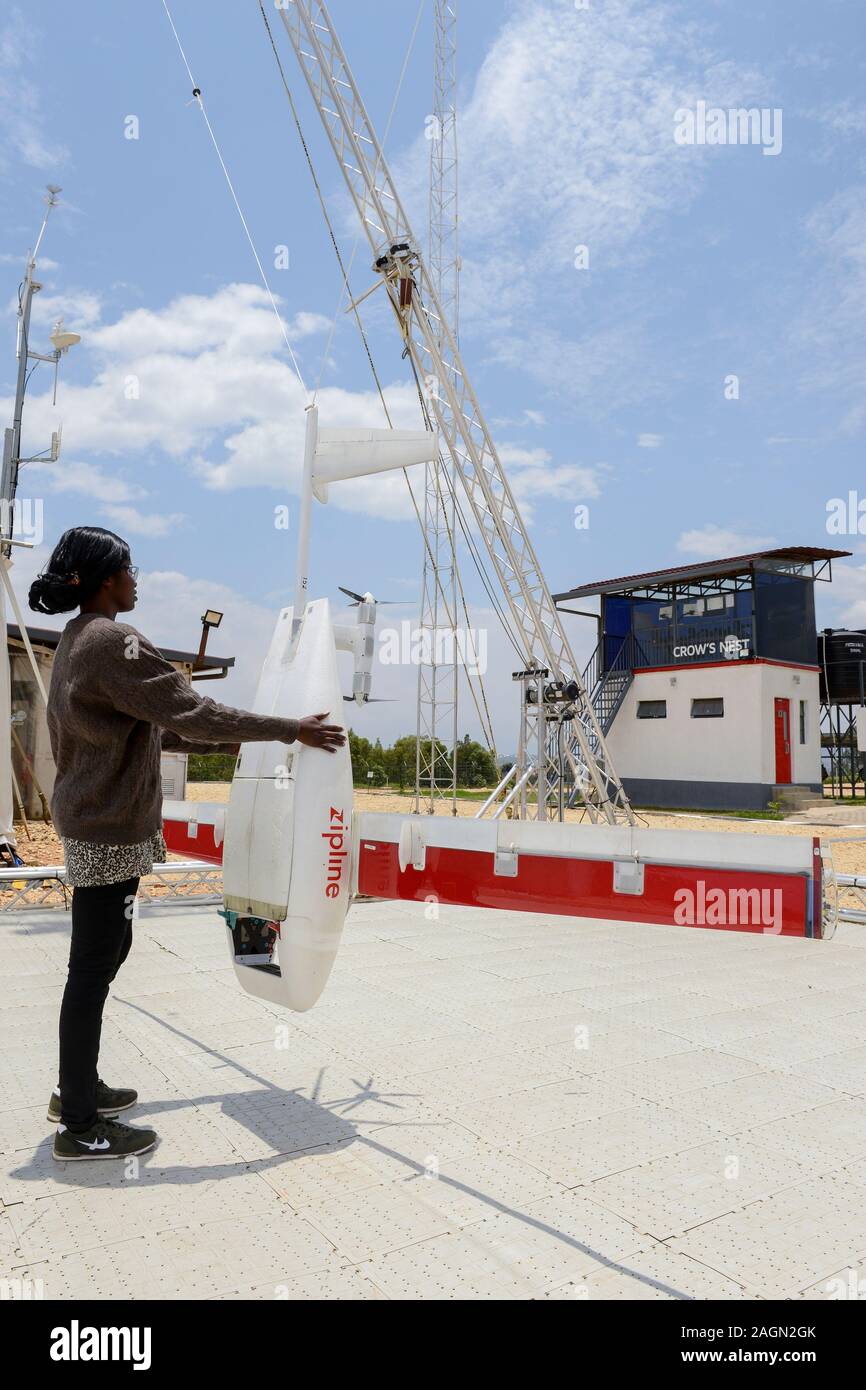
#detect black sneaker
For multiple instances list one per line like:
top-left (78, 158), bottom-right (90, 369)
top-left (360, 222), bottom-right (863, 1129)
top-left (47, 1078), bottom-right (138, 1124)
top-left (53, 1117), bottom-right (157, 1162)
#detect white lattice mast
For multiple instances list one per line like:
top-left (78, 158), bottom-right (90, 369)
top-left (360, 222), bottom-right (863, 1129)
top-left (278, 0), bottom-right (635, 825)
top-left (415, 0), bottom-right (459, 815)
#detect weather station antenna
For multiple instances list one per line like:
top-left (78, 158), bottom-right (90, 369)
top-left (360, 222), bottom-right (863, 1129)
top-left (0, 185), bottom-right (80, 865)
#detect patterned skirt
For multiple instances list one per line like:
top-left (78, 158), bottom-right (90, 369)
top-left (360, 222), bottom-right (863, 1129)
top-left (61, 829), bottom-right (168, 889)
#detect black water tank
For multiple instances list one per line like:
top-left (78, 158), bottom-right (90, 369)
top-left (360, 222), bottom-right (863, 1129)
top-left (819, 629), bottom-right (866, 702)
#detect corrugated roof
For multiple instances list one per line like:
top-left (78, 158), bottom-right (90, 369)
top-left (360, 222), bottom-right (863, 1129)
top-left (6, 623), bottom-right (235, 672)
top-left (553, 547), bottom-right (852, 602)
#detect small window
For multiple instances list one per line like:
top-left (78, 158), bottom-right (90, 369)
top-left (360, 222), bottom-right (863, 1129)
top-left (658, 605), bottom-right (673, 622)
top-left (706, 595), bottom-right (726, 613)
top-left (682, 598), bottom-right (705, 618)
top-left (799, 699), bottom-right (807, 745)
top-left (637, 700), bottom-right (667, 719)
top-left (692, 697), bottom-right (724, 719)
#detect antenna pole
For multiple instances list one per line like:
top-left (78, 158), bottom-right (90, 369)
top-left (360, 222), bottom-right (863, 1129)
top-left (2, 186), bottom-right (61, 553)
top-left (293, 403), bottom-right (319, 632)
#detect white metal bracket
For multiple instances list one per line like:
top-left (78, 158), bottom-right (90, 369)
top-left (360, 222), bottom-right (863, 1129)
top-left (613, 858), bottom-right (644, 895)
top-left (494, 847), bottom-right (519, 878)
top-left (398, 820), bottom-right (427, 872)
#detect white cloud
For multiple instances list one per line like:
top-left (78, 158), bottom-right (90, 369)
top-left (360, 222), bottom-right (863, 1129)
top-left (796, 186), bottom-right (866, 421)
top-left (819, 561), bottom-right (866, 631)
top-left (25, 460), bottom-right (147, 506)
top-left (0, 252), bottom-right (58, 270)
top-left (6, 539), bottom-right (55, 631)
top-left (676, 525), bottom-right (777, 558)
top-left (638, 433), bottom-right (663, 448)
top-left (810, 102), bottom-right (866, 139)
top-left (497, 446), bottom-right (551, 469)
top-left (0, 283), bottom-right (436, 519)
top-left (496, 444), bottom-right (608, 512)
top-left (88, 284), bottom-right (326, 360)
top-left (0, 9), bottom-right (68, 172)
top-left (26, 289), bottom-right (103, 332)
top-left (99, 505), bottom-right (186, 538)
top-left (394, 0), bottom-right (766, 406)
top-left (493, 409), bottom-right (547, 430)
top-left (10, 280), bottom-right (610, 525)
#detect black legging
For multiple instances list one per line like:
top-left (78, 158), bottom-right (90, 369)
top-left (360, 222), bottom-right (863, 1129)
top-left (58, 876), bottom-right (140, 1130)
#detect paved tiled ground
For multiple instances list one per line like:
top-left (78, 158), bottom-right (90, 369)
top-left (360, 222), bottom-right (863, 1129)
top-left (2, 898), bottom-right (866, 1300)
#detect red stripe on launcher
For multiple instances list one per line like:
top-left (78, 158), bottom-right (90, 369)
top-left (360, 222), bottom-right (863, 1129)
top-left (358, 842), bottom-right (810, 937)
top-left (162, 819), bottom-right (224, 866)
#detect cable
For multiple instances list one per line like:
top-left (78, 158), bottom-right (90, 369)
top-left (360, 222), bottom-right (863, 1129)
top-left (255, 0), bottom-right (424, 405)
top-left (160, 0), bottom-right (308, 395)
top-left (255, 0), bottom-right (392, 419)
top-left (256, 0), bottom-right (499, 755)
top-left (312, 0), bottom-right (426, 401)
top-left (405, 350), bottom-right (526, 664)
top-left (258, 4), bottom-right (630, 824)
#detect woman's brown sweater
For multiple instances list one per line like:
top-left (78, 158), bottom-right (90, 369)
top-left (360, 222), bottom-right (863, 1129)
top-left (47, 612), bottom-right (299, 844)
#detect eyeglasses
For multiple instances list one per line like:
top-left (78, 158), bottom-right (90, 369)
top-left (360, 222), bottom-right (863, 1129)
top-left (124, 565), bottom-right (139, 580)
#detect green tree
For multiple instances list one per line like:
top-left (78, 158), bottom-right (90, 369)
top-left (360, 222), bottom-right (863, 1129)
top-left (455, 734), bottom-right (498, 787)
top-left (348, 728), bottom-right (375, 785)
top-left (188, 752), bottom-right (238, 782)
top-left (344, 729), bottom-right (498, 791)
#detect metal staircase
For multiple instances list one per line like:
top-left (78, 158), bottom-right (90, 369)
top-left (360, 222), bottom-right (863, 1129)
top-left (583, 634), bottom-right (636, 735)
top-left (563, 636), bottom-right (635, 809)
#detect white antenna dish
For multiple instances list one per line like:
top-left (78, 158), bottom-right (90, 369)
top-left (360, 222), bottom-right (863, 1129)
top-left (50, 319), bottom-right (80, 353)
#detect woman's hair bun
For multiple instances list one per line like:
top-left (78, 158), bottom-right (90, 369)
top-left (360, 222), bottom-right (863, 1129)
top-left (28, 570), bottom-right (82, 616)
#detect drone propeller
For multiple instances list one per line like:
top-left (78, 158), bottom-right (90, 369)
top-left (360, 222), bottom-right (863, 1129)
top-left (343, 695), bottom-right (397, 703)
top-left (338, 585), bottom-right (399, 607)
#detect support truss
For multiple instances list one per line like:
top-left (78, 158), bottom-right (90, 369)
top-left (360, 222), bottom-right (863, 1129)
top-left (278, 0), bottom-right (634, 825)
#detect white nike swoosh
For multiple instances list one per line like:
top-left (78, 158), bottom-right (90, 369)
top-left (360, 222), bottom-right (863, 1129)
top-left (76, 1137), bottom-right (110, 1150)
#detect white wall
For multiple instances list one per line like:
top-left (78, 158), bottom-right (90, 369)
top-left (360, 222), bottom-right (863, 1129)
top-left (606, 662), bottom-right (820, 787)
top-left (160, 751), bottom-right (188, 800)
top-left (759, 664), bottom-right (821, 785)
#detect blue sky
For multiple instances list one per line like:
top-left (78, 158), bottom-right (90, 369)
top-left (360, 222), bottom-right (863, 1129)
top-left (1, 0), bottom-right (865, 748)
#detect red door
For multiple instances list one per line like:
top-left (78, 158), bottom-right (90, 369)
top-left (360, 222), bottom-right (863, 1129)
top-left (774, 697), bottom-right (792, 783)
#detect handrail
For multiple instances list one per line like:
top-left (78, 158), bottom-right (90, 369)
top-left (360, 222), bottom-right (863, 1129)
top-left (490, 763), bottom-right (536, 820)
top-left (474, 762), bottom-right (517, 818)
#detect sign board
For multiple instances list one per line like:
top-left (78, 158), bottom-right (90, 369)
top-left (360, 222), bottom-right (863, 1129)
top-left (669, 633), bottom-right (751, 664)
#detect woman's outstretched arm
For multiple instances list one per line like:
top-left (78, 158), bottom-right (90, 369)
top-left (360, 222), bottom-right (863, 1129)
top-left (93, 623), bottom-right (301, 746)
top-left (159, 730), bottom-right (240, 755)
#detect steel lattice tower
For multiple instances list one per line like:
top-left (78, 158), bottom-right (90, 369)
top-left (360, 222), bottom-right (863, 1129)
top-left (415, 0), bottom-right (460, 814)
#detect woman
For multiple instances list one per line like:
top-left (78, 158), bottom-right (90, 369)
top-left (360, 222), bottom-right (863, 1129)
top-left (29, 526), bottom-right (345, 1163)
